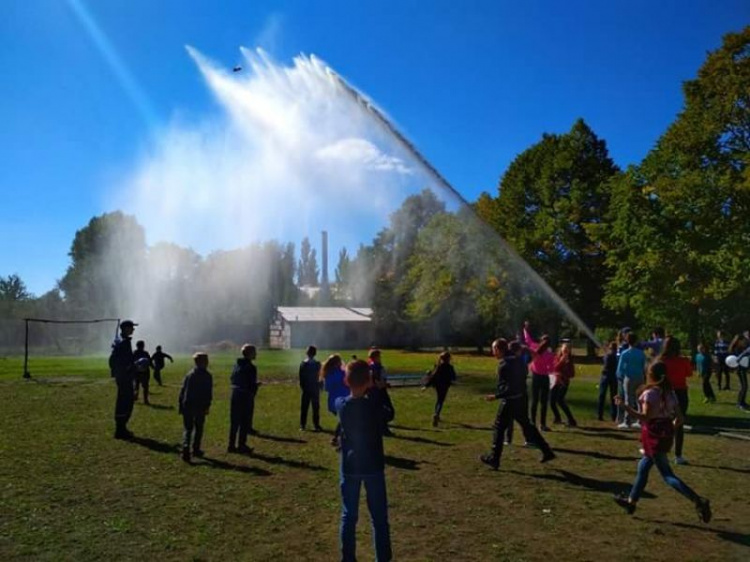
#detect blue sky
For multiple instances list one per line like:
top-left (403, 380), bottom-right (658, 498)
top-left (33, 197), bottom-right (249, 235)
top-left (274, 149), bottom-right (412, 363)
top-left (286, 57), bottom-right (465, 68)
top-left (1, 0), bottom-right (747, 296)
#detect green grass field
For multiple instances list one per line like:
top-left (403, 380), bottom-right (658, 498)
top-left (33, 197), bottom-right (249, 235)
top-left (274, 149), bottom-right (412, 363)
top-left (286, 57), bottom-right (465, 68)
top-left (1, 350), bottom-right (748, 561)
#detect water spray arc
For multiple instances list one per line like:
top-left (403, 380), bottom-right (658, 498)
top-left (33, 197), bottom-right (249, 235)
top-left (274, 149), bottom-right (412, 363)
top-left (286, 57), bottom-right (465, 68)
top-left (319, 58), bottom-right (601, 347)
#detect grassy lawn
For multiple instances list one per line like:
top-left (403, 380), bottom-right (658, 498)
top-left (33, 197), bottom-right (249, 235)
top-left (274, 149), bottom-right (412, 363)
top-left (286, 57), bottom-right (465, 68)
top-left (0, 350), bottom-right (748, 561)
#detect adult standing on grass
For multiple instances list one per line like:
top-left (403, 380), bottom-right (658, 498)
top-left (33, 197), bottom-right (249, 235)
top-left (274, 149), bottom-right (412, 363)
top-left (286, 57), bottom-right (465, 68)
top-left (109, 319), bottom-right (137, 440)
top-left (729, 333), bottom-right (749, 411)
top-left (616, 332), bottom-right (647, 430)
top-left (597, 341), bottom-right (619, 421)
top-left (613, 361), bottom-right (711, 522)
top-left (299, 345), bottom-right (323, 432)
top-left (422, 351), bottom-right (457, 427)
top-left (658, 336), bottom-right (693, 465)
top-left (480, 339), bottom-right (555, 470)
top-left (523, 322), bottom-right (555, 432)
top-left (228, 344), bottom-right (260, 453)
top-left (337, 359), bottom-right (393, 562)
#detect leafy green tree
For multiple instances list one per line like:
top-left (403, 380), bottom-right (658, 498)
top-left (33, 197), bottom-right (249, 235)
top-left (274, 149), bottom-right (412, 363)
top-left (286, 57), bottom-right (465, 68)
top-left (596, 27), bottom-right (750, 349)
top-left (477, 119), bottom-right (619, 340)
top-left (297, 236), bottom-right (319, 287)
top-left (0, 274), bottom-right (31, 302)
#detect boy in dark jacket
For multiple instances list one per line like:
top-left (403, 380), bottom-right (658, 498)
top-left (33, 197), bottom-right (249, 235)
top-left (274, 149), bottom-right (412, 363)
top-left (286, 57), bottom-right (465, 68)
top-left (228, 344), bottom-right (260, 453)
top-left (132, 340), bottom-right (152, 404)
top-left (299, 345), bottom-right (323, 431)
top-left (337, 359), bottom-right (393, 562)
top-left (598, 341), bottom-right (619, 421)
top-left (367, 348), bottom-right (395, 437)
top-left (151, 345), bottom-right (173, 386)
top-left (423, 351), bottom-right (457, 427)
top-left (178, 352), bottom-right (213, 462)
top-left (480, 339), bottom-right (555, 470)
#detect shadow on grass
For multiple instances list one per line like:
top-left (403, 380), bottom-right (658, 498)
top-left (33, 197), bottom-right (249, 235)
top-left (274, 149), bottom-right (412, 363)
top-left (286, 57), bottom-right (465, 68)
top-left (689, 463), bottom-right (750, 475)
top-left (389, 434), bottom-right (453, 447)
top-left (250, 451), bottom-right (328, 472)
top-left (384, 454), bottom-right (428, 471)
top-left (688, 414), bottom-right (750, 432)
top-left (657, 521), bottom-right (750, 548)
top-left (575, 427), bottom-right (637, 441)
top-left (451, 422), bottom-right (493, 432)
top-left (390, 424), bottom-right (441, 433)
top-left (507, 468), bottom-right (656, 499)
top-left (129, 436), bottom-right (180, 454)
top-left (255, 432), bottom-right (307, 444)
top-left (554, 447), bottom-right (640, 462)
top-left (145, 403), bottom-right (175, 411)
top-left (199, 456), bottom-right (272, 477)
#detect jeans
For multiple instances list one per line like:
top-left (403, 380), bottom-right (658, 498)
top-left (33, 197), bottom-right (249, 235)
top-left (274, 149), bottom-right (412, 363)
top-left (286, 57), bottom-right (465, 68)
top-left (300, 389), bottom-right (321, 428)
top-left (716, 355), bottom-right (730, 389)
top-left (340, 472), bottom-right (392, 562)
top-left (503, 389), bottom-right (528, 444)
top-left (434, 386), bottom-right (449, 416)
top-left (182, 412), bottom-right (206, 452)
top-left (737, 367), bottom-right (748, 407)
top-left (491, 396), bottom-right (553, 462)
top-left (629, 452), bottom-right (700, 504)
top-left (674, 388), bottom-right (689, 457)
top-left (550, 383), bottom-right (576, 424)
top-left (598, 374), bottom-right (618, 420)
top-left (530, 373), bottom-right (550, 427)
top-left (701, 373), bottom-right (715, 401)
top-left (619, 377), bottom-right (640, 425)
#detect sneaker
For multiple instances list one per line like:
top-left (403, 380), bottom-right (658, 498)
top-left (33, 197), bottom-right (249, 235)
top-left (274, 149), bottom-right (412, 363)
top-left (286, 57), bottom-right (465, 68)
top-left (613, 494), bottom-right (636, 515)
top-left (631, 422), bottom-right (642, 430)
top-left (238, 445), bottom-right (254, 455)
top-left (674, 456), bottom-right (688, 465)
top-left (227, 445), bottom-right (237, 454)
top-left (638, 448), bottom-right (645, 455)
top-left (617, 422), bottom-right (630, 430)
top-left (299, 426), bottom-right (306, 432)
top-left (540, 451), bottom-right (556, 464)
top-left (503, 440), bottom-right (511, 446)
top-left (314, 425), bottom-right (323, 432)
top-left (432, 415), bottom-right (439, 428)
top-left (540, 425), bottom-right (551, 432)
top-left (552, 419), bottom-right (563, 425)
top-left (248, 429), bottom-right (259, 436)
top-left (696, 498), bottom-right (712, 523)
top-left (383, 428), bottom-right (396, 437)
top-left (193, 449), bottom-right (205, 458)
top-left (524, 442), bottom-right (539, 449)
top-left (565, 420), bottom-right (578, 428)
top-left (181, 449), bottom-right (191, 463)
top-left (479, 453), bottom-right (499, 471)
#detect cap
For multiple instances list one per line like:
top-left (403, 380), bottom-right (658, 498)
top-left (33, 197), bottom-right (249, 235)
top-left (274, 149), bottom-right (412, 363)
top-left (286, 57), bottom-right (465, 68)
top-left (620, 326), bottom-right (631, 334)
top-left (120, 319), bottom-right (138, 328)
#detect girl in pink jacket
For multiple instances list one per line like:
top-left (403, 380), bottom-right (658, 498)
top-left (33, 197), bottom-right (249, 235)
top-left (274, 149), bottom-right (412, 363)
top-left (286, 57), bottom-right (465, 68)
top-left (524, 324), bottom-right (555, 431)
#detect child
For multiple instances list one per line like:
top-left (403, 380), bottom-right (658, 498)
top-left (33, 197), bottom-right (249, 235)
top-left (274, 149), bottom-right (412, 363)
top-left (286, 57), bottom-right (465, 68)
top-left (658, 336), bottom-right (693, 464)
top-left (151, 345), bottom-right (173, 386)
top-left (729, 333), bottom-right (749, 411)
top-left (616, 332), bottom-right (647, 429)
top-left (299, 345), bottom-right (322, 431)
top-left (480, 338), bottom-right (555, 470)
top-left (367, 348), bottom-right (395, 436)
top-left (336, 359), bottom-right (393, 562)
top-left (598, 342), bottom-right (619, 421)
top-left (228, 344), bottom-right (260, 453)
top-left (132, 340), bottom-right (152, 405)
top-left (695, 344), bottom-right (716, 404)
top-left (178, 352), bottom-right (213, 462)
top-left (423, 351), bottom-right (457, 427)
top-left (614, 361), bottom-right (711, 522)
top-left (550, 343), bottom-right (577, 427)
top-left (523, 322), bottom-right (555, 431)
top-left (714, 330), bottom-right (730, 390)
top-left (321, 354), bottom-right (348, 447)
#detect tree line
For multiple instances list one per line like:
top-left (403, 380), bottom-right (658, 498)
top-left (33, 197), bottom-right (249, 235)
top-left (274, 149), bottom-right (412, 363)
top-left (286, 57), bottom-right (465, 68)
top-left (2, 27), bottom-right (748, 353)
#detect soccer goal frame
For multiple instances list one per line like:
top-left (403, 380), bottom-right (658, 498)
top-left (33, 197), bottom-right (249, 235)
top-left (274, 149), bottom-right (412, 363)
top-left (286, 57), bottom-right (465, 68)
top-left (22, 317), bottom-right (121, 379)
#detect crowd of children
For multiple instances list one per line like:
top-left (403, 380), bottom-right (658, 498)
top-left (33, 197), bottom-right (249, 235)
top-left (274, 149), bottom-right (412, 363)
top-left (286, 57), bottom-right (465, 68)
top-left (108, 318), bottom-right (750, 560)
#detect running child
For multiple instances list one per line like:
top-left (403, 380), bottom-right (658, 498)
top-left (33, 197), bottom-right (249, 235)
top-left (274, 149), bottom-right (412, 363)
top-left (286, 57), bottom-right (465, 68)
top-left (423, 351), bottom-right (457, 427)
top-left (613, 361), bottom-right (711, 522)
top-left (658, 336), bottom-right (693, 465)
top-left (151, 345), bottom-right (173, 386)
top-left (550, 342), bottom-right (577, 427)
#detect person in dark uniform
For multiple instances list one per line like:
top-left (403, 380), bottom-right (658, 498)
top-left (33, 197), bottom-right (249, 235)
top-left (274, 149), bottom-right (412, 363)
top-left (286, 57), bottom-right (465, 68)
top-left (178, 352), bottom-right (213, 462)
top-left (228, 344), bottom-right (261, 453)
top-left (109, 319), bottom-right (137, 440)
top-left (132, 340), bottom-right (152, 405)
top-left (480, 338), bottom-right (556, 470)
top-left (299, 345), bottom-right (323, 431)
top-left (151, 345), bottom-right (173, 386)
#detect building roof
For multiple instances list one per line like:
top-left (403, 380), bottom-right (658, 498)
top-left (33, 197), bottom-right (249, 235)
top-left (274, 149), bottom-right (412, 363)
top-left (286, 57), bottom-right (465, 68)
top-left (276, 307), bottom-right (372, 323)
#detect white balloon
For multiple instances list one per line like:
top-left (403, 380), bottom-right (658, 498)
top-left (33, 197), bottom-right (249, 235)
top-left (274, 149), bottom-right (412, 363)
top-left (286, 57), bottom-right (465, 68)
top-left (725, 355), bottom-right (739, 369)
top-left (740, 356), bottom-right (750, 369)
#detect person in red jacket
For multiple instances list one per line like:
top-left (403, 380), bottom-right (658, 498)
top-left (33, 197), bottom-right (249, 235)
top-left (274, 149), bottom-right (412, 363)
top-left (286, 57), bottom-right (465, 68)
top-left (658, 336), bottom-right (693, 465)
top-left (550, 342), bottom-right (577, 427)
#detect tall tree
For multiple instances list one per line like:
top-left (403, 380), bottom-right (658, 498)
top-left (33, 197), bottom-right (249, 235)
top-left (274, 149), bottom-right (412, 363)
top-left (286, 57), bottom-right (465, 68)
top-left (478, 119), bottom-right (619, 338)
top-left (334, 247), bottom-right (352, 301)
top-left (297, 236), bottom-right (319, 287)
top-left (0, 274), bottom-right (31, 302)
top-left (595, 27), bottom-right (750, 349)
